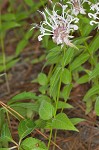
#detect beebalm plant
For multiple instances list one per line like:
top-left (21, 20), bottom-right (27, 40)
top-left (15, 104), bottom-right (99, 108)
top-left (32, 0), bottom-right (99, 148)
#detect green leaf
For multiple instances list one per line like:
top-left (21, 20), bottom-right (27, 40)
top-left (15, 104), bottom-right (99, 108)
top-left (95, 97), bottom-right (99, 116)
top-left (46, 46), bottom-right (62, 65)
top-left (70, 53), bottom-right (89, 71)
top-left (61, 47), bottom-right (74, 66)
top-left (89, 33), bottom-right (99, 54)
top-left (89, 63), bottom-right (99, 80)
top-left (16, 12), bottom-right (29, 21)
top-left (24, 0), bottom-right (34, 6)
top-left (38, 73), bottom-right (48, 86)
top-left (39, 100), bottom-right (55, 120)
top-left (8, 92), bottom-right (37, 105)
top-left (70, 118), bottom-right (85, 125)
top-left (38, 95), bottom-right (51, 103)
top-left (50, 66), bottom-right (62, 97)
top-left (85, 99), bottom-right (93, 114)
top-left (83, 85), bottom-right (99, 101)
top-left (51, 113), bottom-right (78, 131)
top-left (0, 123), bottom-right (13, 142)
top-left (1, 13), bottom-right (16, 21)
top-left (0, 109), bottom-right (5, 130)
top-left (18, 119), bottom-right (35, 140)
top-left (0, 22), bottom-right (20, 32)
top-left (10, 102), bottom-right (39, 112)
top-left (21, 137), bottom-right (47, 150)
top-left (0, 59), bottom-right (19, 72)
top-left (79, 16), bottom-right (94, 36)
top-left (61, 68), bottom-right (72, 84)
top-left (0, 148), bottom-right (9, 150)
top-left (61, 84), bottom-right (72, 101)
top-left (35, 119), bottom-right (47, 128)
top-left (57, 101), bottom-right (73, 109)
top-left (73, 36), bottom-right (91, 45)
top-left (81, 24), bottom-right (94, 36)
top-left (24, 30), bottom-right (34, 40)
top-left (77, 74), bottom-right (89, 84)
top-left (16, 40), bottom-right (28, 56)
top-left (39, 85), bottom-right (48, 94)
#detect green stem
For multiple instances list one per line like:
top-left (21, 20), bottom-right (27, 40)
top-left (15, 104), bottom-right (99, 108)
top-left (54, 75), bottom-right (62, 117)
top-left (53, 130), bottom-right (57, 150)
top-left (48, 46), bottom-right (66, 149)
top-left (0, 11), bottom-right (10, 94)
top-left (48, 65), bottom-right (54, 82)
top-left (48, 65), bottom-right (62, 149)
top-left (80, 29), bottom-right (96, 68)
top-left (48, 128), bottom-right (53, 149)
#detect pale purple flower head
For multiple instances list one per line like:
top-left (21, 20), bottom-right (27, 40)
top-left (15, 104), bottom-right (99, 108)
top-left (67, 0), bottom-right (90, 16)
top-left (33, 3), bottom-right (79, 48)
top-left (88, 2), bottom-right (99, 29)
